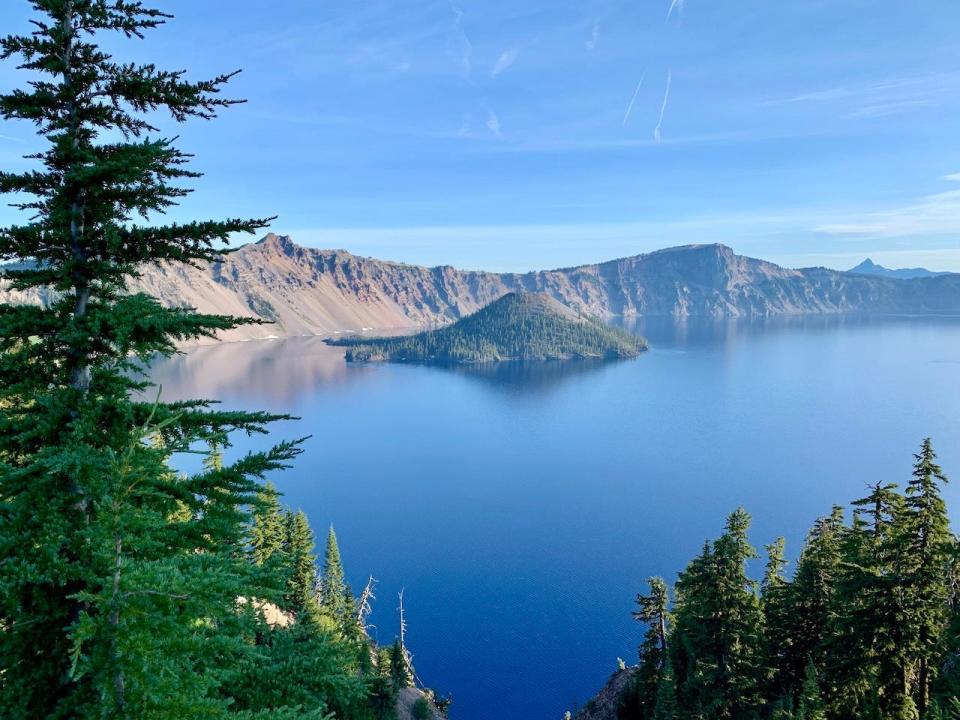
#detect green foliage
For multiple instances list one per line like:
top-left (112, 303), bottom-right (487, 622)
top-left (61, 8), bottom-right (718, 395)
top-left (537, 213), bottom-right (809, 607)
top-left (0, 3), bottom-right (384, 718)
top-left (621, 577), bottom-right (673, 720)
top-left (320, 525), bottom-right (358, 633)
top-left (390, 639), bottom-right (412, 691)
top-left (331, 292), bottom-right (647, 363)
top-left (412, 696), bottom-right (432, 720)
top-left (284, 510), bottom-right (321, 619)
top-left (251, 481), bottom-right (288, 566)
top-left (619, 440), bottom-right (957, 720)
top-left (225, 620), bottom-right (372, 720)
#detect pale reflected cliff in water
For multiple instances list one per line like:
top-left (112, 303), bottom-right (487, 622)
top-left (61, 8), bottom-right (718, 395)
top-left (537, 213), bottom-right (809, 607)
top-left (147, 336), bottom-right (373, 405)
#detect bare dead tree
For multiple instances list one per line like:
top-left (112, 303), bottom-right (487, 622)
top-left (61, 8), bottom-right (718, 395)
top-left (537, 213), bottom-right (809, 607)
top-left (356, 575), bottom-right (377, 634)
top-left (397, 589), bottom-right (415, 684)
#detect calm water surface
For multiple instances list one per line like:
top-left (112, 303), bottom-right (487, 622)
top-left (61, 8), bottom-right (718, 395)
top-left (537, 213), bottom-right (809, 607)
top-left (150, 316), bottom-right (960, 720)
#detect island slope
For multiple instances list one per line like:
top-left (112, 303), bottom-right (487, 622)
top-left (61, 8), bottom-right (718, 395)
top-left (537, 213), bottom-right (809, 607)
top-left (328, 292), bottom-right (648, 363)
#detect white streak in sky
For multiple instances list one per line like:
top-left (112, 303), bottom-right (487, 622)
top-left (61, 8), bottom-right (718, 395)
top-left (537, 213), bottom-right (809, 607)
top-left (448, 1), bottom-right (473, 76)
top-left (491, 48), bottom-right (519, 78)
top-left (653, 71), bottom-right (672, 143)
top-left (0, 134), bottom-right (22, 143)
top-left (622, 73), bottom-right (646, 125)
top-left (666, 0), bottom-right (686, 23)
top-left (586, 21), bottom-right (601, 51)
top-left (486, 107), bottom-right (503, 139)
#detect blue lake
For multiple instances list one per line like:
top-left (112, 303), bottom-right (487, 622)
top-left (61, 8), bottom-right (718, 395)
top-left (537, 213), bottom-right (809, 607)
top-left (149, 315), bottom-right (960, 720)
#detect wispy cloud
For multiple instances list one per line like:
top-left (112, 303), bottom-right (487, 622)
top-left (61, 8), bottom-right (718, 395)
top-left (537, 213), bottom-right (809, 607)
top-left (653, 71), bottom-right (672, 142)
top-left (491, 47), bottom-right (520, 78)
top-left (586, 21), bottom-right (600, 52)
top-left (486, 107), bottom-right (503, 138)
top-left (0, 134), bottom-right (22, 143)
top-left (815, 182), bottom-right (960, 238)
top-left (944, 173), bottom-right (960, 182)
top-left (622, 73), bottom-right (646, 126)
top-left (666, 0), bottom-right (686, 23)
top-left (447, 1), bottom-right (473, 76)
top-left (847, 99), bottom-right (933, 119)
top-left (770, 72), bottom-right (960, 118)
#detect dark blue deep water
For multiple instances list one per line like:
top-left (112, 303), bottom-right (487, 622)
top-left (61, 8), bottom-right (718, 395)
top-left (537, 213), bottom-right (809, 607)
top-left (150, 316), bottom-right (960, 720)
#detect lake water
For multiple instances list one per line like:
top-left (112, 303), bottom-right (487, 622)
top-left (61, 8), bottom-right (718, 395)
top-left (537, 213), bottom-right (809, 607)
top-left (149, 315), bottom-right (960, 720)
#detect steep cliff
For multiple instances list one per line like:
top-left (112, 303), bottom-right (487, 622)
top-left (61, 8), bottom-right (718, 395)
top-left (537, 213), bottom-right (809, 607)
top-left (3, 233), bottom-right (958, 342)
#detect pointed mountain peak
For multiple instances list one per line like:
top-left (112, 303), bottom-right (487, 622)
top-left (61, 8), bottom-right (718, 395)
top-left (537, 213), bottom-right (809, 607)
top-left (851, 258), bottom-right (879, 272)
top-left (257, 232), bottom-right (295, 247)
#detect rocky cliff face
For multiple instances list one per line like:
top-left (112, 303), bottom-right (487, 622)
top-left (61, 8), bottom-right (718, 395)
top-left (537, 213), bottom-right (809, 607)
top-left (3, 233), bottom-right (959, 343)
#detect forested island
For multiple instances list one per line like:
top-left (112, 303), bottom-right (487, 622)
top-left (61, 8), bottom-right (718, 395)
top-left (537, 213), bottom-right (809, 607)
top-left (328, 292), bottom-right (647, 363)
top-left (575, 439), bottom-right (959, 720)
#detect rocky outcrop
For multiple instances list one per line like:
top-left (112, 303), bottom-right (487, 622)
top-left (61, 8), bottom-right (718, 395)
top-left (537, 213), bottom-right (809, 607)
top-left (3, 234), bottom-right (959, 343)
top-left (572, 667), bottom-right (636, 720)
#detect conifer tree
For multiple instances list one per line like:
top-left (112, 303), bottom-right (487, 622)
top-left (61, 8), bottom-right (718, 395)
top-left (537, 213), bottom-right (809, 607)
top-left (651, 658), bottom-right (680, 720)
top-left (390, 638), bottom-right (412, 691)
top-left (761, 537), bottom-right (792, 704)
top-left (778, 507), bottom-right (845, 706)
top-left (671, 509), bottom-right (764, 719)
top-left (321, 525), bottom-right (351, 628)
top-left (796, 664), bottom-right (826, 720)
top-left (0, 3), bottom-right (300, 716)
top-left (285, 510), bottom-right (321, 619)
top-left (827, 483), bottom-right (903, 715)
top-left (902, 439), bottom-right (952, 717)
top-left (250, 481), bottom-right (288, 566)
top-left (622, 577), bottom-right (672, 719)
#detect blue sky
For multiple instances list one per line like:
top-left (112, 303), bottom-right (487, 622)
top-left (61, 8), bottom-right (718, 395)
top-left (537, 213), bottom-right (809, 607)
top-left (2, 0), bottom-right (960, 272)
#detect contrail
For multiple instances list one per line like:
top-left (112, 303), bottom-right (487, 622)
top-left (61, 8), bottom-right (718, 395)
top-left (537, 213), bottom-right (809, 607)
top-left (666, 0), bottom-right (686, 23)
top-left (622, 73), bottom-right (646, 125)
top-left (653, 71), bottom-right (672, 143)
top-left (448, 0), bottom-right (473, 76)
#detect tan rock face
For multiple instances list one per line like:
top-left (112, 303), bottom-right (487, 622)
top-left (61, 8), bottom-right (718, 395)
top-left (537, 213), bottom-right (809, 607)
top-left (3, 234), bottom-right (958, 344)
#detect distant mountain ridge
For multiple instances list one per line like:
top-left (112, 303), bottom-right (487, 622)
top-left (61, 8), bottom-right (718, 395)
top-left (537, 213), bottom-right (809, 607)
top-left (2, 233), bottom-right (959, 343)
top-left (329, 292), bottom-right (647, 363)
top-left (847, 258), bottom-right (954, 280)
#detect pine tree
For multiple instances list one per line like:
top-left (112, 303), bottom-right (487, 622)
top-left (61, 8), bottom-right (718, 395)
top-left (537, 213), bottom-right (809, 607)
top-left (827, 483), bottom-right (903, 715)
top-left (670, 509), bottom-right (764, 720)
top-left (250, 481), bottom-right (288, 566)
top-left (901, 439), bottom-right (952, 717)
top-left (795, 664), bottom-right (826, 720)
top-left (623, 577), bottom-right (672, 719)
top-left (778, 507), bottom-right (845, 707)
top-left (651, 658), bottom-right (680, 720)
top-left (285, 510), bottom-right (321, 619)
top-left (761, 537), bottom-right (792, 705)
top-left (0, 3), bottom-right (300, 716)
top-left (390, 638), bottom-right (412, 691)
top-left (321, 525), bottom-right (351, 628)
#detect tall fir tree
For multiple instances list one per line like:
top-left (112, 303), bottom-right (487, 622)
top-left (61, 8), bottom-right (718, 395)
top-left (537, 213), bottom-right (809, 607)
top-left (621, 577), bottom-right (673, 720)
top-left (0, 3), bottom-right (302, 717)
top-left (250, 481), bottom-right (288, 566)
top-left (321, 525), bottom-right (351, 629)
top-left (671, 508), bottom-right (764, 720)
top-left (761, 537), bottom-right (794, 708)
top-left (827, 482), bottom-right (903, 716)
top-left (284, 509), bottom-right (321, 620)
top-left (902, 439), bottom-right (952, 717)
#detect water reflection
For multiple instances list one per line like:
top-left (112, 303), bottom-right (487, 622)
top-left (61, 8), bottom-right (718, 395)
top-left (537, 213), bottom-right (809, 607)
top-left (620, 313), bottom-right (960, 350)
top-left (443, 357), bottom-right (625, 394)
top-left (148, 336), bottom-right (369, 404)
top-left (148, 314), bottom-right (960, 406)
